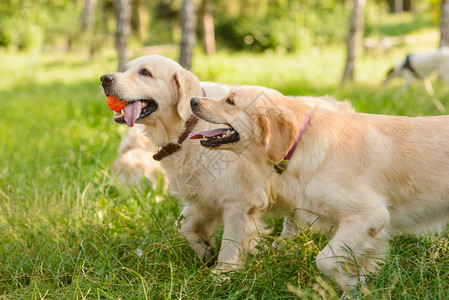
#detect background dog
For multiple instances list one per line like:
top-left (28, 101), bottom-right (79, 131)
top-left (384, 47), bottom-right (449, 94)
top-left (112, 124), bottom-right (160, 188)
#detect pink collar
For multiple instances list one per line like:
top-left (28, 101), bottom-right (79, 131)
top-left (274, 114), bottom-right (310, 174)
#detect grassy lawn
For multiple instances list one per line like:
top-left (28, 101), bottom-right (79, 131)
top-left (1, 28), bottom-right (449, 298)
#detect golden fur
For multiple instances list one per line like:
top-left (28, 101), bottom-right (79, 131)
top-left (112, 125), bottom-right (161, 188)
top-left (112, 80), bottom-right (234, 188)
top-left (101, 56), bottom-right (355, 278)
top-left (190, 85), bottom-right (449, 290)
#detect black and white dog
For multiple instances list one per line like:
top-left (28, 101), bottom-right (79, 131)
top-left (383, 47), bottom-right (449, 91)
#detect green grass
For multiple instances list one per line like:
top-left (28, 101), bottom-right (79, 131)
top-left (1, 28), bottom-right (449, 298)
top-left (366, 12), bottom-right (434, 37)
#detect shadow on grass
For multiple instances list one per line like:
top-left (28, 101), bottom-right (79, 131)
top-left (278, 78), bottom-right (449, 116)
top-left (366, 13), bottom-right (434, 37)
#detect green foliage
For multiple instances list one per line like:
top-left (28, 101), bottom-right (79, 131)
top-left (429, 0), bottom-right (443, 24)
top-left (0, 19), bottom-right (42, 51)
top-left (0, 0), bottom-right (81, 51)
top-left (215, 0), bottom-right (350, 52)
top-left (366, 12), bottom-right (434, 37)
top-left (44, 2), bottom-right (81, 46)
top-left (0, 0), bottom-right (442, 54)
top-left (215, 16), bottom-right (310, 52)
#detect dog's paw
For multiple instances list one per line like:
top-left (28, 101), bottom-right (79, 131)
top-left (202, 248), bottom-right (217, 267)
top-left (211, 268), bottom-right (231, 285)
top-left (268, 237), bottom-right (292, 252)
top-left (340, 291), bottom-right (363, 300)
top-left (271, 238), bottom-right (287, 250)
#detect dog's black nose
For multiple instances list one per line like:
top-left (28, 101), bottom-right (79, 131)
top-left (190, 97), bottom-right (199, 109)
top-left (100, 74), bottom-right (114, 84)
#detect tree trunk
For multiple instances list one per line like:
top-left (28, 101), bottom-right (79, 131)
top-left (102, 0), bottom-right (114, 36)
top-left (81, 0), bottom-right (97, 56)
top-left (403, 0), bottom-right (412, 12)
top-left (394, 0), bottom-right (403, 14)
top-left (386, 0), bottom-right (411, 13)
top-left (179, 0), bottom-right (197, 70)
top-left (440, 0), bottom-right (449, 48)
top-left (132, 0), bottom-right (149, 43)
top-left (115, 0), bottom-right (131, 72)
top-left (82, 0), bottom-right (97, 31)
top-left (342, 0), bottom-right (366, 83)
top-left (202, 0), bottom-right (215, 55)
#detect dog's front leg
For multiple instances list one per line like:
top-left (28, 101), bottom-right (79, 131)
top-left (179, 204), bottom-right (220, 265)
top-left (396, 71), bottom-right (415, 97)
top-left (280, 212), bottom-right (299, 239)
top-left (316, 212), bottom-right (389, 292)
top-left (270, 213), bottom-right (299, 249)
top-left (215, 205), bottom-right (267, 270)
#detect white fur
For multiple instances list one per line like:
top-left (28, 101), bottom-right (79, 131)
top-left (384, 47), bottom-right (449, 90)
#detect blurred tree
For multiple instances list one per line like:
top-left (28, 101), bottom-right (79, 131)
top-left (200, 0), bottom-right (215, 55)
top-left (213, 0), bottom-right (349, 53)
top-left (440, 0), bottom-right (449, 47)
top-left (82, 0), bottom-right (98, 56)
top-left (132, 0), bottom-right (149, 44)
top-left (386, 0), bottom-right (412, 13)
top-left (342, 0), bottom-right (366, 82)
top-left (179, 0), bottom-right (197, 69)
top-left (101, 0), bottom-right (115, 36)
top-left (115, 0), bottom-right (131, 71)
top-left (395, 0), bottom-right (403, 13)
top-left (82, 0), bottom-right (97, 31)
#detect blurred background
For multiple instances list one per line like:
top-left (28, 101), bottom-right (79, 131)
top-left (0, 0), bottom-right (447, 77)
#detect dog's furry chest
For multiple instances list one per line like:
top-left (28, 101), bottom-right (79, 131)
top-left (162, 142), bottom-right (265, 210)
top-left (270, 173), bottom-right (337, 229)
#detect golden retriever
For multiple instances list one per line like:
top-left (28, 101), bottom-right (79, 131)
top-left (100, 55), bottom-right (354, 274)
top-left (112, 124), bottom-right (161, 188)
top-left (112, 80), bottom-right (234, 188)
top-left (189, 85), bottom-right (449, 290)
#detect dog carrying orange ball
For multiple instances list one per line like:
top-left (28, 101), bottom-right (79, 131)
top-left (107, 95), bottom-right (128, 112)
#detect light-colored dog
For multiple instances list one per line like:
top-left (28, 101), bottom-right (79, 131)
top-left (112, 124), bottom-right (161, 188)
top-left (384, 47), bottom-right (449, 92)
top-left (112, 80), bottom-right (234, 188)
top-left (100, 55), bottom-right (354, 274)
top-left (189, 85), bottom-right (449, 290)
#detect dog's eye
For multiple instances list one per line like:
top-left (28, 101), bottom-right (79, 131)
top-left (225, 98), bottom-right (235, 105)
top-left (140, 68), bottom-right (152, 77)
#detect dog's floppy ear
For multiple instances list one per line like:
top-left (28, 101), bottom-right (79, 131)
top-left (172, 70), bottom-right (200, 120)
top-left (256, 108), bottom-right (299, 164)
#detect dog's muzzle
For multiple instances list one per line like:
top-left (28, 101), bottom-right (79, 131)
top-left (100, 73), bottom-right (115, 94)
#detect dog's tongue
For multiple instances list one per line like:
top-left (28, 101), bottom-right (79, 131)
top-left (189, 128), bottom-right (229, 139)
top-left (123, 101), bottom-right (142, 127)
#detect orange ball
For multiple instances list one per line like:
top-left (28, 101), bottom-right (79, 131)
top-left (107, 96), bottom-right (128, 112)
